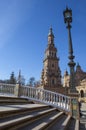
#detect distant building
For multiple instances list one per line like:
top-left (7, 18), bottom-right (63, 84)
top-left (63, 63), bottom-right (86, 100)
top-left (75, 63), bottom-right (86, 86)
top-left (76, 78), bottom-right (86, 101)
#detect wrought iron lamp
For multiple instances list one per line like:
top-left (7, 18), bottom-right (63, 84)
top-left (63, 7), bottom-right (76, 93)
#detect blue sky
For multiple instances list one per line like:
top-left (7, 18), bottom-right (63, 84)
top-left (0, 0), bottom-right (86, 82)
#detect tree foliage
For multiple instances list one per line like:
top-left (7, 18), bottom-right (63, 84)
top-left (27, 77), bottom-right (40, 87)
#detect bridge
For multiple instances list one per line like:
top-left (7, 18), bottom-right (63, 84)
top-left (0, 83), bottom-right (85, 130)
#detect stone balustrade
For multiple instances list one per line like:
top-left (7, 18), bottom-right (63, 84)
top-left (0, 83), bottom-right (79, 115)
top-left (0, 83), bottom-right (15, 96)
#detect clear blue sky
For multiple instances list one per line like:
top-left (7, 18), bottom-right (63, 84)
top-left (0, 0), bottom-right (86, 83)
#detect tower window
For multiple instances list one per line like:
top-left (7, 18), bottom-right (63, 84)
top-left (49, 52), bottom-right (51, 55)
top-left (52, 64), bottom-right (54, 67)
top-left (52, 79), bottom-right (55, 85)
top-left (80, 90), bottom-right (84, 97)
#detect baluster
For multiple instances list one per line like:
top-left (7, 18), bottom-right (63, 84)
top-left (36, 89), bottom-right (38, 99)
top-left (57, 95), bottom-right (59, 105)
top-left (7, 85), bottom-right (8, 94)
top-left (65, 97), bottom-right (67, 110)
top-left (49, 93), bottom-right (51, 103)
top-left (23, 87), bottom-right (24, 96)
top-left (34, 89), bottom-right (35, 99)
top-left (62, 96), bottom-right (64, 108)
top-left (51, 93), bottom-right (53, 103)
top-left (44, 91), bottom-right (46, 101)
top-left (23, 87), bottom-right (25, 96)
top-left (62, 96), bottom-right (64, 109)
top-left (3, 85), bottom-right (5, 93)
top-left (50, 93), bottom-right (51, 103)
top-left (28, 87), bottom-right (30, 97)
top-left (5, 85), bottom-right (6, 93)
top-left (43, 90), bottom-right (45, 101)
top-left (29, 88), bottom-right (31, 98)
top-left (45, 92), bottom-right (46, 101)
top-left (24, 88), bottom-right (25, 96)
top-left (55, 94), bottom-right (57, 105)
top-left (10, 86), bottom-right (12, 94)
top-left (53, 94), bottom-right (55, 104)
top-left (31, 88), bottom-right (33, 98)
top-left (68, 98), bottom-right (71, 111)
top-left (42, 91), bottom-right (44, 101)
top-left (35, 89), bottom-right (36, 99)
top-left (55, 94), bottom-right (56, 104)
top-left (35, 89), bottom-right (37, 99)
top-left (33, 88), bottom-right (34, 98)
top-left (54, 94), bottom-right (56, 104)
top-left (33, 89), bottom-right (34, 98)
top-left (47, 92), bottom-right (48, 102)
top-left (48, 93), bottom-right (50, 102)
top-left (60, 95), bottom-right (62, 107)
top-left (7, 86), bottom-right (9, 94)
top-left (30, 87), bottom-right (32, 97)
top-left (40, 90), bottom-right (42, 101)
top-left (3, 85), bottom-right (4, 93)
top-left (30, 88), bottom-right (32, 98)
top-left (46, 92), bottom-right (48, 102)
top-left (43, 91), bottom-right (45, 101)
top-left (55, 94), bottom-right (57, 104)
top-left (59, 95), bottom-right (61, 107)
top-left (64, 96), bottom-right (66, 109)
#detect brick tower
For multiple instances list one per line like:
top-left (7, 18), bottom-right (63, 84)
top-left (41, 27), bottom-right (62, 92)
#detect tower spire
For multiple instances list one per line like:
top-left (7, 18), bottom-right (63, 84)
top-left (48, 26), bottom-right (54, 45)
top-left (17, 70), bottom-right (21, 85)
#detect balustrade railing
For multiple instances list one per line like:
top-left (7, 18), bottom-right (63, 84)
top-left (0, 83), bottom-right (15, 96)
top-left (20, 86), bottom-right (71, 112)
top-left (0, 83), bottom-right (71, 112)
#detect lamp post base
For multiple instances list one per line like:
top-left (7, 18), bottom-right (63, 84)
top-left (69, 93), bottom-right (80, 119)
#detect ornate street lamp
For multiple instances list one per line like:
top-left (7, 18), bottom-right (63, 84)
top-left (63, 7), bottom-right (76, 93)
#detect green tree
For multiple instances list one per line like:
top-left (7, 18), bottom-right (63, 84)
top-left (27, 77), bottom-right (35, 87)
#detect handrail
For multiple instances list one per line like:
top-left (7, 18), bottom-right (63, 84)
top-left (20, 86), bottom-right (71, 112)
top-left (0, 83), bottom-right (71, 112)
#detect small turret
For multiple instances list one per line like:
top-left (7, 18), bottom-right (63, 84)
top-left (76, 63), bottom-right (83, 73)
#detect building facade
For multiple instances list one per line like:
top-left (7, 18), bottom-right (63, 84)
top-left (63, 63), bottom-right (86, 100)
top-left (76, 78), bottom-right (86, 101)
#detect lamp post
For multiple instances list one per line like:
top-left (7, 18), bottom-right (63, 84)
top-left (63, 7), bottom-right (76, 93)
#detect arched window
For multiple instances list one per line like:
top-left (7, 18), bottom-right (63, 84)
top-left (80, 90), bottom-right (84, 97)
